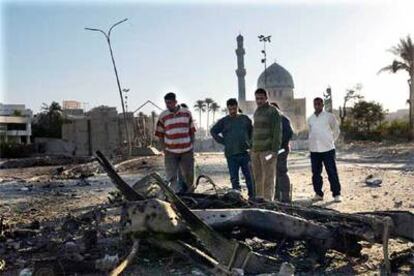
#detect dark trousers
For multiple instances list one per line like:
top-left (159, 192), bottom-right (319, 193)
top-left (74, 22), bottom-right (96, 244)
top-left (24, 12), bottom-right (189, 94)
top-left (226, 152), bottom-right (255, 198)
top-left (275, 150), bottom-right (291, 202)
top-left (310, 149), bottom-right (341, 197)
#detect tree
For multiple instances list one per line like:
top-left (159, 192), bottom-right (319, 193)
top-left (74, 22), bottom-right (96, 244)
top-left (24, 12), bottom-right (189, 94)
top-left (339, 84), bottom-right (364, 126)
top-left (193, 100), bottom-right (206, 129)
top-left (379, 35), bottom-right (414, 140)
top-left (210, 102), bottom-right (220, 124)
top-left (351, 101), bottom-right (386, 133)
top-left (204, 98), bottom-right (214, 131)
top-left (32, 101), bottom-right (65, 138)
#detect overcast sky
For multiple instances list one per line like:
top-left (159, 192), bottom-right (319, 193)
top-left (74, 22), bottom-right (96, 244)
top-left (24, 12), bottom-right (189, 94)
top-left (1, 0), bottom-right (413, 126)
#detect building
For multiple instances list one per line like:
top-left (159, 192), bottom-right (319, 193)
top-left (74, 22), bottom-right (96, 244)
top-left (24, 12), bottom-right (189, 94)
top-left (235, 35), bottom-right (307, 131)
top-left (0, 103), bottom-right (33, 144)
top-left (386, 109), bottom-right (409, 122)
top-left (63, 100), bottom-right (82, 110)
top-left (62, 100), bottom-right (84, 117)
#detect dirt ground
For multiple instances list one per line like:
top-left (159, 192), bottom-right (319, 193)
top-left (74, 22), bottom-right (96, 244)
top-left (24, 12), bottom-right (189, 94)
top-left (0, 142), bottom-right (413, 275)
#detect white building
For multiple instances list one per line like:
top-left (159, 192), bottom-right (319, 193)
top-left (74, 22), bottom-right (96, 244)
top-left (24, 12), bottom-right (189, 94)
top-left (0, 103), bottom-right (33, 144)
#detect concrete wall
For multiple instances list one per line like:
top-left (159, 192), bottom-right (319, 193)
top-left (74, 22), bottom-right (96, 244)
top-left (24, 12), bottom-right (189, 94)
top-left (62, 106), bottom-right (121, 157)
top-left (62, 119), bottom-right (90, 156)
top-left (35, 137), bottom-right (76, 155)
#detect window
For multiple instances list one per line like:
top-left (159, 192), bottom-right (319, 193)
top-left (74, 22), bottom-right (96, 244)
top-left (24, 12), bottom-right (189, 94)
top-left (7, 123), bottom-right (26, 131)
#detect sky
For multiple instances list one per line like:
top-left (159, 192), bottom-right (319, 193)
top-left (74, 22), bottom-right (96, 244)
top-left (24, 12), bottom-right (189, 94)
top-left (1, 0), bottom-right (413, 128)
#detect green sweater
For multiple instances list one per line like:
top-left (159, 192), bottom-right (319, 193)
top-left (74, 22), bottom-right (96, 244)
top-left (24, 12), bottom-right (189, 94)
top-left (210, 114), bottom-right (253, 157)
top-left (252, 103), bottom-right (282, 152)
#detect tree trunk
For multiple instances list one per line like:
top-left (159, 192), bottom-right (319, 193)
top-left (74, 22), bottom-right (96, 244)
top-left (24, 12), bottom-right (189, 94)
top-left (199, 111), bottom-right (202, 131)
top-left (206, 108), bottom-right (210, 133)
top-left (409, 74), bottom-right (414, 140)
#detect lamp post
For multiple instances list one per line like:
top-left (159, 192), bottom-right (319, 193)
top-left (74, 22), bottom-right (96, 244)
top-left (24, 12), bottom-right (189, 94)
top-left (123, 88), bottom-right (130, 112)
top-left (258, 35), bottom-right (271, 87)
top-left (85, 18), bottom-right (132, 156)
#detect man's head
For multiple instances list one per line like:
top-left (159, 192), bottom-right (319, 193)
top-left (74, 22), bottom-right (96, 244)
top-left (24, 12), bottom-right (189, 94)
top-left (313, 97), bottom-right (324, 114)
top-left (226, 98), bottom-right (238, 117)
top-left (164, 92), bottom-right (177, 111)
top-left (255, 88), bottom-right (268, 107)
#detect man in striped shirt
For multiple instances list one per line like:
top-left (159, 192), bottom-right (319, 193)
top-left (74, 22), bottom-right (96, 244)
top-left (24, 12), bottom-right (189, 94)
top-left (155, 92), bottom-right (196, 193)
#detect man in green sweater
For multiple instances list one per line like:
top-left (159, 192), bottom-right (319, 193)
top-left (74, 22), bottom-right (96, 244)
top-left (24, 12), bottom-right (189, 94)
top-left (251, 88), bottom-right (282, 201)
top-left (210, 98), bottom-right (254, 199)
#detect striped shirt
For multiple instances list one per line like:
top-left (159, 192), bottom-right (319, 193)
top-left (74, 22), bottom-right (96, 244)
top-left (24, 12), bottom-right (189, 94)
top-left (155, 107), bottom-right (196, 154)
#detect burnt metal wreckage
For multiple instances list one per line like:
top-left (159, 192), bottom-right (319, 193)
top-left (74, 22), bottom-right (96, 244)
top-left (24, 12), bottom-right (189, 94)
top-left (11, 150), bottom-right (413, 275)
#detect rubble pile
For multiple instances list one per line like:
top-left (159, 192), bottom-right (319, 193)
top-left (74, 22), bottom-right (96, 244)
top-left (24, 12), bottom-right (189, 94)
top-left (0, 150), bottom-right (413, 275)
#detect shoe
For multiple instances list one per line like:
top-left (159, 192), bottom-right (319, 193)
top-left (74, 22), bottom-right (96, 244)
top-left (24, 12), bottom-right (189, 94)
top-left (334, 195), bottom-right (342, 202)
top-left (312, 194), bottom-right (324, 202)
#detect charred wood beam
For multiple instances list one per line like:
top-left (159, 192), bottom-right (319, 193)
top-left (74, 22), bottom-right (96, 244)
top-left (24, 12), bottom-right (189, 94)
top-left (121, 200), bottom-right (361, 258)
top-left (148, 238), bottom-right (232, 275)
top-left (149, 172), bottom-right (282, 274)
top-left (95, 150), bottom-right (144, 201)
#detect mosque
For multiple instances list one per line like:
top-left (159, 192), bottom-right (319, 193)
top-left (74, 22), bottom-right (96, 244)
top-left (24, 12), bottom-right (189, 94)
top-left (235, 34), bottom-right (307, 131)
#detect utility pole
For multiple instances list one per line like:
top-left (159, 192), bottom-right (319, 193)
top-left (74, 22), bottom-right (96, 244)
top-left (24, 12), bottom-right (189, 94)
top-left (258, 35), bottom-right (271, 87)
top-left (85, 18), bottom-right (132, 156)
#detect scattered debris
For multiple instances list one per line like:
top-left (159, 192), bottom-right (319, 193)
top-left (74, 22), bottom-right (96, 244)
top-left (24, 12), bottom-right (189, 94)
top-left (365, 175), bottom-right (383, 186)
top-left (1, 150), bottom-right (412, 275)
top-left (0, 155), bottom-right (94, 169)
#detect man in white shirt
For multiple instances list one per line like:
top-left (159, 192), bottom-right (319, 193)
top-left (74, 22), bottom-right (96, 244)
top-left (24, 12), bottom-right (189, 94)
top-left (308, 97), bottom-right (342, 202)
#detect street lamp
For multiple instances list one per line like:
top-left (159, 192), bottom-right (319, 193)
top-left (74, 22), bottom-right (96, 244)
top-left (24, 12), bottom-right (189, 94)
top-left (85, 18), bottom-right (132, 156)
top-left (123, 88), bottom-right (130, 112)
top-left (258, 35), bottom-right (271, 87)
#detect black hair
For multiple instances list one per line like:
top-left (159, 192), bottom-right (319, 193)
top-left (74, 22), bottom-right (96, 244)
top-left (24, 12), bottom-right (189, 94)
top-left (180, 103), bottom-right (188, 108)
top-left (164, 92), bottom-right (176, 101)
top-left (313, 97), bottom-right (324, 103)
top-left (255, 88), bottom-right (268, 97)
top-left (226, 98), bottom-right (238, 106)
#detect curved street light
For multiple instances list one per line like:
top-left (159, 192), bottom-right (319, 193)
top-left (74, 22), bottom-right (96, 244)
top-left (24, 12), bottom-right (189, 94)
top-left (258, 35), bottom-right (271, 87)
top-left (85, 18), bottom-right (132, 156)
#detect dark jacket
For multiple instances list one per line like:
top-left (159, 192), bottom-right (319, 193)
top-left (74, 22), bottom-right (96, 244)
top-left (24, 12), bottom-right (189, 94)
top-left (210, 114), bottom-right (253, 157)
top-left (281, 114), bottom-right (294, 150)
top-left (252, 103), bottom-right (282, 152)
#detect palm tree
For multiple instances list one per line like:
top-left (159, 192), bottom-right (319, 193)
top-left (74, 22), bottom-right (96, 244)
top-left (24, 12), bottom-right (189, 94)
top-left (379, 35), bottom-right (414, 140)
top-left (204, 98), bottom-right (214, 130)
top-left (193, 100), bottom-right (206, 129)
top-left (210, 102), bottom-right (220, 124)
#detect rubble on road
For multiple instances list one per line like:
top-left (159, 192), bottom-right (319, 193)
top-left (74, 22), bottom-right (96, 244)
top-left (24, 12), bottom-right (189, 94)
top-left (0, 150), bottom-right (413, 275)
top-left (0, 155), bottom-right (94, 169)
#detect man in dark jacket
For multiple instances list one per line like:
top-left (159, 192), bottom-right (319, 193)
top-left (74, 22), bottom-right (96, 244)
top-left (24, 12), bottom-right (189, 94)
top-left (211, 98), bottom-right (254, 199)
top-left (271, 102), bottom-right (294, 202)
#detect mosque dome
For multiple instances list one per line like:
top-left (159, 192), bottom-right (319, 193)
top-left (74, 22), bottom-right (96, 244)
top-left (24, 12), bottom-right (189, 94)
top-left (257, 62), bottom-right (294, 90)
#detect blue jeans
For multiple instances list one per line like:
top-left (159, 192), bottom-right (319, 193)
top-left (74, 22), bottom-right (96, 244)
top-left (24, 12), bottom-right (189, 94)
top-left (226, 152), bottom-right (255, 198)
top-left (310, 149), bottom-right (341, 197)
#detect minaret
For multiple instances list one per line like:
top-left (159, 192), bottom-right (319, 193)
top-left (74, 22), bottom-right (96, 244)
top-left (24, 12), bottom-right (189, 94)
top-left (235, 34), bottom-right (246, 102)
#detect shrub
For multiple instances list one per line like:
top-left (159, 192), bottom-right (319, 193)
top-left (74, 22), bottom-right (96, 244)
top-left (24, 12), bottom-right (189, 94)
top-left (0, 142), bottom-right (34, 158)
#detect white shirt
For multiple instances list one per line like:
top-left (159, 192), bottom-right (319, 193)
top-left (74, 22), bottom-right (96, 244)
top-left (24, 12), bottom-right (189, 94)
top-left (308, 111), bottom-right (340, 153)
